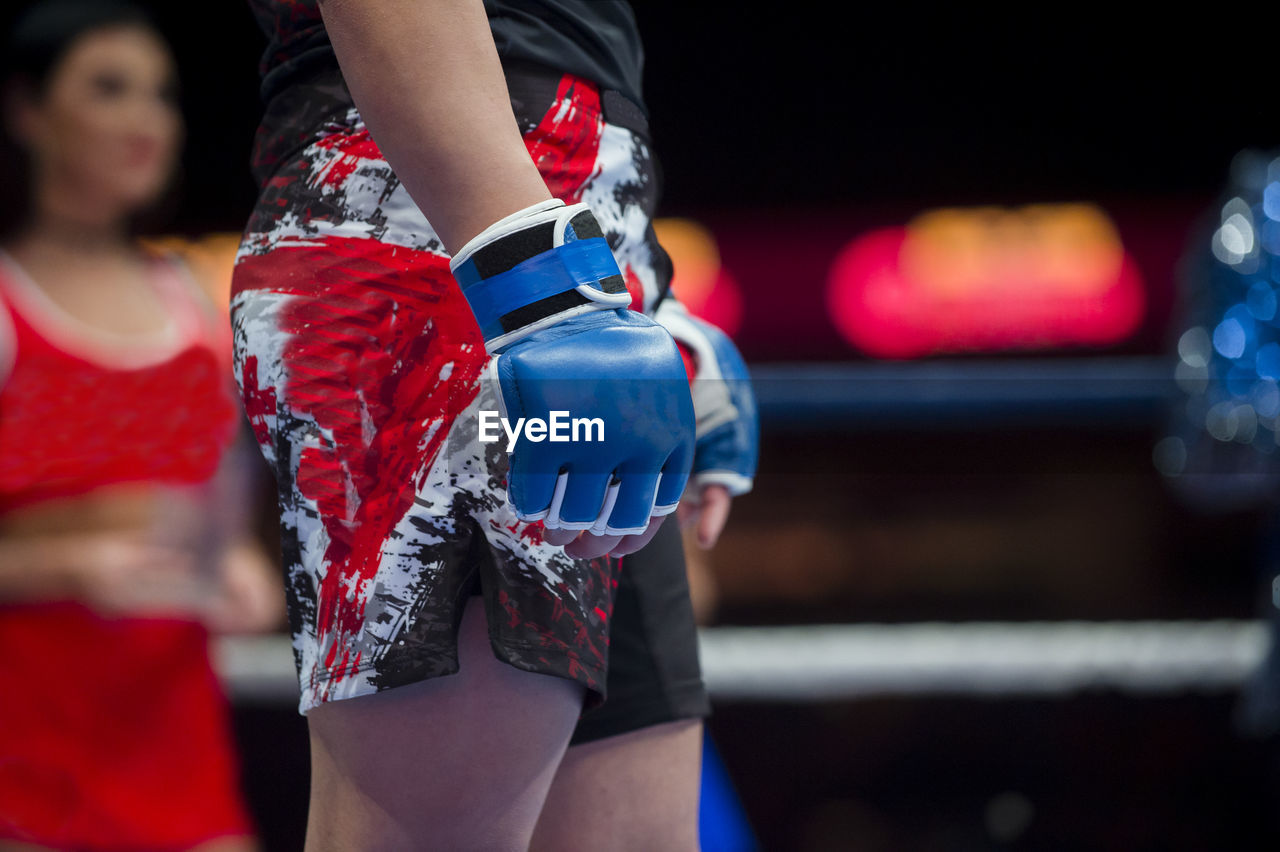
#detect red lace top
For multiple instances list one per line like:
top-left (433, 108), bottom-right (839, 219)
top-left (0, 252), bottom-right (238, 512)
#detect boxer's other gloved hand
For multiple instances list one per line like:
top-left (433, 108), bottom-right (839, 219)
top-left (451, 199), bottom-right (695, 539)
top-left (653, 299), bottom-right (758, 499)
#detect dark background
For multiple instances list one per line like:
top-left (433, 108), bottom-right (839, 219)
top-left (149, 4), bottom-right (1280, 850)
top-left (8, 2), bottom-right (1280, 849)
top-left (8, 4), bottom-right (1276, 230)
top-left (19, 2), bottom-right (1267, 361)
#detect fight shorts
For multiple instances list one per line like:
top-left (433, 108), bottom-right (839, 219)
top-left (231, 61), bottom-right (710, 734)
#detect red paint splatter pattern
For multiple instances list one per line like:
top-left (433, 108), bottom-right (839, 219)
top-left (230, 71), bottom-right (672, 712)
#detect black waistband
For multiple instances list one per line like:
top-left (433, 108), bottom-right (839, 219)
top-left (499, 58), bottom-right (649, 140)
top-left (252, 59), bottom-right (651, 190)
top-left (265, 56), bottom-right (649, 140)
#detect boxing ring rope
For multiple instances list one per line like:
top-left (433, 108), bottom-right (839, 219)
top-left (216, 358), bottom-right (1275, 703)
top-left (696, 620), bottom-right (1270, 700)
top-left (214, 620), bottom-right (1273, 703)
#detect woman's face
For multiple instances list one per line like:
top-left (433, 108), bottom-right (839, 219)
top-left (13, 24), bottom-right (182, 216)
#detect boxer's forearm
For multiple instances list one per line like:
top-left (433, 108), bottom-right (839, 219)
top-left (317, 0), bottom-right (552, 254)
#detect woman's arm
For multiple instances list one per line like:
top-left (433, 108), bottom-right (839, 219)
top-left (197, 428), bottom-right (286, 633)
top-left (0, 535), bottom-right (81, 601)
top-left (0, 297), bottom-right (15, 388)
top-left (0, 528), bottom-right (195, 608)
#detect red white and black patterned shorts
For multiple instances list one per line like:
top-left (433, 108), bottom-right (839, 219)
top-left (231, 65), bottom-right (703, 720)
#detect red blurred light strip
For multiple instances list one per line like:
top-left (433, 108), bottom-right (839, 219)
top-left (826, 205), bottom-right (1147, 358)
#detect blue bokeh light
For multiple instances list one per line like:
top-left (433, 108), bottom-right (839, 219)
top-left (1214, 317), bottom-right (1247, 359)
top-left (1247, 281), bottom-right (1277, 320)
top-left (1256, 342), bottom-right (1280, 380)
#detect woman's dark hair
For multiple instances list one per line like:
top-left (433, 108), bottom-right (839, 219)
top-left (5, 1), bottom-right (158, 96)
top-left (0, 0), bottom-right (174, 238)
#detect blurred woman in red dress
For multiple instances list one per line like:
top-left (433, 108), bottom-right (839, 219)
top-left (0, 2), bottom-right (281, 849)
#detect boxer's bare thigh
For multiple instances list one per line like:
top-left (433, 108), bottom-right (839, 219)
top-left (530, 717), bottom-right (703, 852)
top-left (305, 596), bottom-right (586, 852)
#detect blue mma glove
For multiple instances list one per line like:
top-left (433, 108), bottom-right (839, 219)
top-left (653, 299), bottom-right (758, 497)
top-left (451, 199), bottom-right (695, 535)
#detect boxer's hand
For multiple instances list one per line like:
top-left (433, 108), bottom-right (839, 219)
top-left (677, 484), bottom-right (733, 550)
top-left (541, 512), bottom-right (669, 558)
top-left (452, 200), bottom-right (695, 556)
top-left (654, 301), bottom-right (758, 539)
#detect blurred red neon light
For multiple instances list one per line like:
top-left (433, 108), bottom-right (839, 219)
top-left (826, 204), bottom-right (1146, 358)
